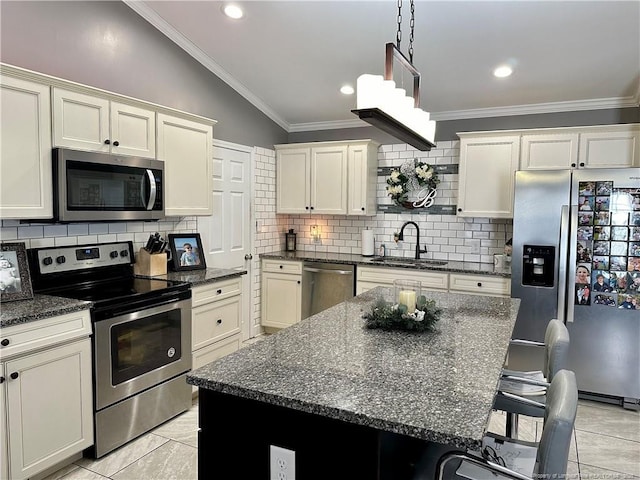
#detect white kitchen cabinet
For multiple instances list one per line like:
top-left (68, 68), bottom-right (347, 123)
top-left (191, 277), bottom-right (242, 391)
top-left (157, 113), bottom-right (214, 216)
top-left (520, 125), bottom-right (639, 170)
top-left (53, 88), bottom-right (156, 158)
top-left (449, 273), bottom-right (510, 297)
top-left (261, 259), bottom-right (302, 330)
top-left (520, 132), bottom-right (580, 170)
top-left (275, 140), bottom-right (379, 216)
top-left (578, 125), bottom-right (639, 168)
top-left (457, 134), bottom-right (520, 218)
top-left (0, 75), bottom-right (53, 219)
top-left (347, 141), bottom-right (380, 216)
top-left (356, 266), bottom-right (449, 295)
top-left (0, 310), bottom-right (93, 480)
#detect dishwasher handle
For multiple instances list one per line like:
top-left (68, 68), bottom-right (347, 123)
top-left (303, 266), bottom-right (353, 275)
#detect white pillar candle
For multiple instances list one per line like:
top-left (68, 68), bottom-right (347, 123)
top-left (398, 290), bottom-right (417, 312)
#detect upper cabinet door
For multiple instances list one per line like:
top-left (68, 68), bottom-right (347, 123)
top-left (110, 102), bottom-right (156, 158)
top-left (157, 113), bottom-right (213, 217)
top-left (52, 88), bottom-right (110, 153)
top-left (521, 133), bottom-right (579, 170)
top-left (0, 76), bottom-right (53, 219)
top-left (347, 142), bottom-right (379, 216)
top-left (276, 147), bottom-right (310, 214)
top-left (578, 125), bottom-right (640, 168)
top-left (310, 145), bottom-right (348, 214)
top-left (457, 135), bottom-right (520, 218)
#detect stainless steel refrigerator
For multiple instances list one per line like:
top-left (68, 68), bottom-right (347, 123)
top-left (510, 168), bottom-right (640, 409)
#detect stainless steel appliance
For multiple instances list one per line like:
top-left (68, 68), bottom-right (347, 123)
top-left (54, 148), bottom-right (164, 222)
top-left (511, 168), bottom-right (640, 409)
top-left (28, 241), bottom-right (192, 457)
top-left (301, 262), bottom-right (355, 320)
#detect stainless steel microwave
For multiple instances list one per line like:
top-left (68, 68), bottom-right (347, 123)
top-left (54, 148), bottom-right (164, 222)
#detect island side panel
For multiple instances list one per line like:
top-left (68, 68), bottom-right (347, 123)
top-left (198, 388), bottom-right (381, 479)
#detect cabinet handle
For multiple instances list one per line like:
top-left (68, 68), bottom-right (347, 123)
top-left (217, 289), bottom-right (222, 294)
top-left (113, 140), bottom-right (120, 147)
top-left (216, 319), bottom-right (222, 325)
top-left (279, 265), bottom-right (283, 269)
top-left (10, 372), bottom-right (18, 380)
top-left (0, 376), bottom-right (4, 384)
top-left (477, 282), bottom-right (482, 287)
top-left (310, 206), bottom-right (314, 210)
top-left (361, 207), bottom-right (365, 211)
top-left (104, 139), bottom-right (111, 145)
top-left (571, 163), bottom-right (576, 167)
top-left (305, 206), bottom-right (309, 210)
top-left (1, 339), bottom-right (9, 346)
top-left (579, 162), bottom-right (585, 167)
top-left (457, 208), bottom-right (462, 212)
top-left (297, 280), bottom-right (301, 284)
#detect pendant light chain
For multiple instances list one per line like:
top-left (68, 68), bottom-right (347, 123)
top-left (396, 0), bottom-right (403, 50)
top-left (395, 0), bottom-right (416, 66)
top-left (409, 0), bottom-right (415, 65)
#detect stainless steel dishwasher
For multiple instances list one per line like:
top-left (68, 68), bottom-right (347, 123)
top-left (301, 262), bottom-right (355, 320)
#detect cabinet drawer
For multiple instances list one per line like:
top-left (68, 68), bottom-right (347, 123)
top-left (192, 295), bottom-right (241, 350)
top-left (262, 259), bottom-right (302, 274)
top-left (192, 334), bottom-right (241, 371)
top-left (357, 266), bottom-right (449, 291)
top-left (449, 274), bottom-right (511, 297)
top-left (0, 310), bottom-right (92, 360)
top-left (192, 277), bottom-right (242, 307)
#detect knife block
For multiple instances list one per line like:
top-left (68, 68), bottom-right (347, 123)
top-left (134, 248), bottom-right (167, 276)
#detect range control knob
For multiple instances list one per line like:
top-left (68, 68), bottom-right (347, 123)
top-left (120, 250), bottom-right (129, 257)
top-left (56, 255), bottom-right (66, 264)
top-left (110, 251), bottom-right (119, 259)
top-left (43, 256), bottom-right (53, 266)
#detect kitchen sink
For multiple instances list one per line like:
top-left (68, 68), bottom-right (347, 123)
top-left (368, 257), bottom-right (448, 267)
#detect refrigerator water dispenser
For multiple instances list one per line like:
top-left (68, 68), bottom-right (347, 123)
top-left (522, 245), bottom-right (555, 287)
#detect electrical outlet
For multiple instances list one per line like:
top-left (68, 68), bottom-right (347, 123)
top-left (270, 445), bottom-right (295, 480)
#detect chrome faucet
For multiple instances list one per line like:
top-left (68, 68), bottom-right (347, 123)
top-left (398, 221), bottom-right (428, 260)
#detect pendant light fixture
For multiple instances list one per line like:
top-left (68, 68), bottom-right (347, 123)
top-left (352, 0), bottom-right (436, 151)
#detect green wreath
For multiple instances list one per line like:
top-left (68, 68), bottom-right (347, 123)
top-left (386, 159), bottom-right (440, 208)
top-left (363, 296), bottom-right (441, 332)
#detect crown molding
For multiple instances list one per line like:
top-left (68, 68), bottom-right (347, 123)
top-left (429, 95), bottom-right (640, 122)
top-left (288, 118), bottom-right (369, 132)
top-left (124, 0), bottom-right (290, 132)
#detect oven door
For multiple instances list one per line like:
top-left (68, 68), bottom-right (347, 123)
top-left (93, 297), bottom-right (191, 411)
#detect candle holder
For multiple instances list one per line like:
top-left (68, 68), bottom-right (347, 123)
top-left (393, 279), bottom-right (421, 312)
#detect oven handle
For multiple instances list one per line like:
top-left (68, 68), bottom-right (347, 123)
top-left (92, 290), bottom-right (191, 321)
top-left (143, 169), bottom-right (157, 211)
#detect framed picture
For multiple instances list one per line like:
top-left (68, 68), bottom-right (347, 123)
top-left (168, 234), bottom-right (206, 271)
top-left (0, 242), bottom-right (34, 302)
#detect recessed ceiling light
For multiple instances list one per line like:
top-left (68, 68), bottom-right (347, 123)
top-left (493, 65), bottom-right (513, 78)
top-left (223, 4), bottom-right (244, 19)
top-left (340, 85), bottom-right (355, 95)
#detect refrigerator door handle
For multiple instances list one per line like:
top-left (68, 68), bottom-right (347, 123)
top-left (558, 204), bottom-right (571, 323)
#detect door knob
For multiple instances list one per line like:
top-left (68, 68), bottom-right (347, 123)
top-left (245, 253), bottom-right (253, 260)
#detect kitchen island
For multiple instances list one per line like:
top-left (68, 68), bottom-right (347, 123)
top-left (188, 287), bottom-right (520, 479)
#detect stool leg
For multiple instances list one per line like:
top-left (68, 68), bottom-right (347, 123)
top-left (505, 412), bottom-right (519, 438)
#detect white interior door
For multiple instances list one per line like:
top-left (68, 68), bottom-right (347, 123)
top-left (198, 139), bottom-right (254, 340)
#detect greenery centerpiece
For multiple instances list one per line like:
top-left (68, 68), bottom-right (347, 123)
top-left (363, 295), bottom-right (442, 332)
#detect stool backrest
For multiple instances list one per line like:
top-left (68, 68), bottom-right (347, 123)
top-left (544, 319), bottom-right (570, 381)
top-left (534, 369), bottom-right (578, 474)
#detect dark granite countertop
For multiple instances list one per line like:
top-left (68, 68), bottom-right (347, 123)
top-left (146, 267), bottom-right (247, 287)
top-left (260, 251), bottom-right (511, 278)
top-left (188, 287), bottom-right (520, 450)
top-left (1, 295), bottom-right (92, 328)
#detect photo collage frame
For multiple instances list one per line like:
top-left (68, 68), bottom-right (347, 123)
top-left (576, 181), bottom-right (640, 310)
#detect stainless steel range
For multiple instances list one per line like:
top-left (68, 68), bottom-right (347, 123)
top-left (28, 241), bottom-right (192, 458)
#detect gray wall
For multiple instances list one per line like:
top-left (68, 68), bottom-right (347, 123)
top-left (0, 1), bottom-right (288, 149)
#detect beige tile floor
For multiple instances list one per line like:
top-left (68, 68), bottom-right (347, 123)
top-left (42, 397), bottom-right (638, 480)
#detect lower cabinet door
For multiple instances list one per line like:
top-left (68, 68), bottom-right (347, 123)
top-left (5, 338), bottom-right (93, 480)
top-left (261, 272), bottom-right (302, 329)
